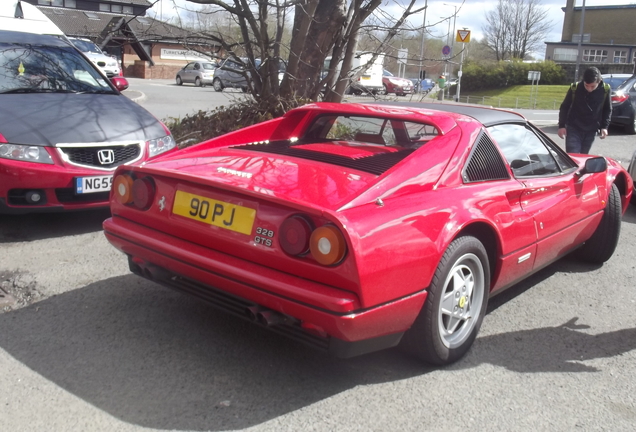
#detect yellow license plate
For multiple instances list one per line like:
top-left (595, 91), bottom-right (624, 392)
top-left (172, 190), bottom-right (256, 235)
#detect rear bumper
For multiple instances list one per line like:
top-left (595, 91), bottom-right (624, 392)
top-left (103, 215), bottom-right (427, 357)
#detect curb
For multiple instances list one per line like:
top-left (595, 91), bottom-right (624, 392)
top-left (123, 90), bottom-right (146, 103)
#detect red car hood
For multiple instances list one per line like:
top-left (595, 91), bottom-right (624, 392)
top-left (140, 144), bottom-right (387, 212)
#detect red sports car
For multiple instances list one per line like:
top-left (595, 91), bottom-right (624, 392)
top-left (103, 102), bottom-right (632, 365)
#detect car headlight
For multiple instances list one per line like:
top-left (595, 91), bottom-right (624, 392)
top-left (0, 143), bottom-right (53, 164)
top-left (147, 134), bottom-right (176, 157)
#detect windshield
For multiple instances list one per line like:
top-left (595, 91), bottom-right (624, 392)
top-left (0, 42), bottom-right (114, 94)
top-left (70, 39), bottom-right (103, 54)
top-left (201, 62), bottom-right (216, 70)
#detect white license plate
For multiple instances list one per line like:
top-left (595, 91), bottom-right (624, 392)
top-left (75, 175), bottom-right (113, 194)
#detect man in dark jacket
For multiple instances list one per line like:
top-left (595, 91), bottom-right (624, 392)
top-left (557, 67), bottom-right (612, 154)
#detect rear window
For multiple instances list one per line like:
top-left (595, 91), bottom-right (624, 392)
top-left (304, 115), bottom-right (439, 148)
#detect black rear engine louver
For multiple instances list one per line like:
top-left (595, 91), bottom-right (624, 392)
top-left (232, 141), bottom-right (415, 176)
top-left (462, 132), bottom-right (510, 183)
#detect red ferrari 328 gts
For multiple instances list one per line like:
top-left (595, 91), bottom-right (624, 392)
top-left (103, 102), bottom-right (633, 365)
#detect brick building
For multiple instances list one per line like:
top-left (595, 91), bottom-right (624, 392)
top-left (545, 0), bottom-right (636, 79)
top-left (26, 0), bottom-right (220, 79)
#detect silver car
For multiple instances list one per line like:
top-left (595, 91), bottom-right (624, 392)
top-left (175, 61), bottom-right (217, 87)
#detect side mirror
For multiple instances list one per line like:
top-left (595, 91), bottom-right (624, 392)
top-left (576, 156), bottom-right (607, 177)
top-left (110, 76), bottom-right (129, 92)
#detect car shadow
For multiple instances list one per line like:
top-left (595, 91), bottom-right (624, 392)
top-left (0, 208), bottom-right (111, 243)
top-left (0, 275), bottom-right (426, 431)
top-left (463, 318), bottom-right (636, 373)
top-left (1, 270), bottom-right (634, 430)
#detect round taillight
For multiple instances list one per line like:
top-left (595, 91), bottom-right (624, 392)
top-left (279, 215), bottom-right (313, 256)
top-left (309, 225), bottom-right (346, 266)
top-left (132, 177), bottom-right (155, 210)
top-left (113, 174), bottom-right (134, 204)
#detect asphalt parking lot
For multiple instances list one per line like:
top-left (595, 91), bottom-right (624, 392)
top-left (1, 82), bottom-right (635, 432)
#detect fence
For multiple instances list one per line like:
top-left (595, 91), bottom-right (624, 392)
top-left (457, 95), bottom-right (562, 110)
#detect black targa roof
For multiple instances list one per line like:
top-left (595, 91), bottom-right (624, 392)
top-left (373, 101), bottom-right (527, 127)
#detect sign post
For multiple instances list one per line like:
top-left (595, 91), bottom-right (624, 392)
top-left (528, 70), bottom-right (541, 108)
top-left (455, 29), bottom-right (471, 102)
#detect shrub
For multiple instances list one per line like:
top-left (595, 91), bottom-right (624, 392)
top-left (165, 97), bottom-right (308, 148)
top-left (460, 59), bottom-right (568, 92)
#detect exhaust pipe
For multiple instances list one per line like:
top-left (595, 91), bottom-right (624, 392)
top-left (245, 306), bottom-right (264, 322)
top-left (257, 310), bottom-right (286, 327)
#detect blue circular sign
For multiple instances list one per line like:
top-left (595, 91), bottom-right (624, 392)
top-left (442, 45), bottom-right (451, 56)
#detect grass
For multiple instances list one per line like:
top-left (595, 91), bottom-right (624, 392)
top-left (455, 85), bottom-right (570, 110)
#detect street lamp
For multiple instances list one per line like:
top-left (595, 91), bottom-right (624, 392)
top-left (443, 3), bottom-right (458, 94)
top-left (419, 0), bottom-right (428, 88)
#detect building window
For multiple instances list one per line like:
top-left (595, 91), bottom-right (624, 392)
top-left (99, 3), bottom-right (110, 11)
top-left (111, 4), bottom-right (122, 13)
top-left (583, 49), bottom-right (607, 63)
top-left (613, 50), bottom-right (628, 63)
top-left (123, 6), bottom-right (133, 14)
top-left (38, 0), bottom-right (64, 5)
top-left (65, 0), bottom-right (76, 7)
top-left (553, 48), bottom-right (578, 62)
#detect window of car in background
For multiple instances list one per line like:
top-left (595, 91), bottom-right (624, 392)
top-left (487, 124), bottom-right (561, 177)
top-left (604, 76), bottom-right (631, 90)
top-left (69, 39), bottom-right (103, 54)
top-left (0, 42), bottom-right (112, 93)
top-left (616, 79), bottom-right (636, 92)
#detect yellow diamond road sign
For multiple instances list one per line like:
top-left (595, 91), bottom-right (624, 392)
top-left (456, 29), bottom-right (471, 43)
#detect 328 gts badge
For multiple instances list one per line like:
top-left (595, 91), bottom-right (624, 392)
top-left (254, 227), bottom-right (274, 247)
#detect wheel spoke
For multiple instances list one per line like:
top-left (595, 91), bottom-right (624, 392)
top-left (441, 290), bottom-right (456, 314)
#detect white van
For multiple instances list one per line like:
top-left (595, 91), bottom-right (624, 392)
top-left (324, 52), bottom-right (385, 95)
top-left (0, 0), bottom-right (65, 36)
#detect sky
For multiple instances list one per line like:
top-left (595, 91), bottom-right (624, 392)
top-left (147, 1), bottom-right (636, 59)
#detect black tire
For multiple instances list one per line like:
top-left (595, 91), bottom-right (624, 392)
top-left (195, 77), bottom-right (202, 87)
top-left (401, 236), bottom-right (490, 365)
top-left (576, 183), bottom-right (622, 263)
top-left (625, 116), bottom-right (636, 135)
top-left (176, 76), bottom-right (182, 86)
top-left (213, 78), bottom-right (223, 92)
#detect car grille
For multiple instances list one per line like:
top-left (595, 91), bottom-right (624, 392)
top-left (59, 143), bottom-right (142, 169)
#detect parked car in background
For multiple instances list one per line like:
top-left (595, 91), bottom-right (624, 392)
top-left (213, 57), bottom-right (260, 92)
top-left (103, 101), bottom-right (631, 366)
top-left (602, 73), bottom-right (632, 91)
top-left (175, 61), bottom-right (217, 87)
top-left (0, 2), bottom-right (177, 214)
top-left (409, 78), bottom-right (435, 94)
top-left (608, 74), bottom-right (636, 134)
top-left (381, 70), bottom-right (414, 96)
top-left (68, 37), bottom-right (120, 78)
top-left (212, 57), bottom-right (285, 92)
